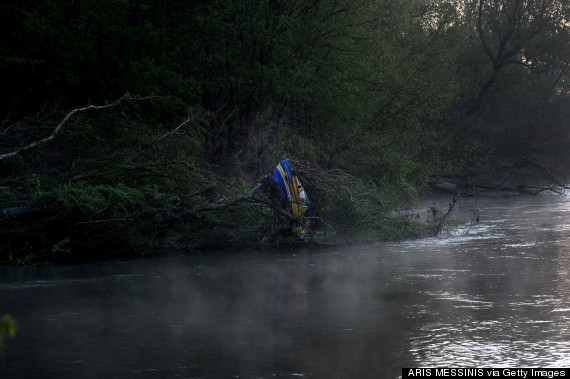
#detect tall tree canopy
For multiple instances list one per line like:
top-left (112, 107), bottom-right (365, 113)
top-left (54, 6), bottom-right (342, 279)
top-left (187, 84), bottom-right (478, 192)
top-left (437, 0), bottom-right (570, 186)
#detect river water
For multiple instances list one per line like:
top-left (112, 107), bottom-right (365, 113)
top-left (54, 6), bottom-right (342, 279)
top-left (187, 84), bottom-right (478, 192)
top-left (1, 196), bottom-right (570, 378)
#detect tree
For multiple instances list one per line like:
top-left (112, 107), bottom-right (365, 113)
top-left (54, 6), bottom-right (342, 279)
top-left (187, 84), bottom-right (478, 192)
top-left (304, 0), bottom-right (459, 193)
top-left (438, 0), bottom-right (570, 189)
top-left (470, 0), bottom-right (570, 112)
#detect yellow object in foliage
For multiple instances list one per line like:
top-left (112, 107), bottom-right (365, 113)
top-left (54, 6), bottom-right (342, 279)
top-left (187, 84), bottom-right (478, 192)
top-left (275, 164), bottom-right (310, 218)
top-left (271, 160), bottom-right (312, 237)
top-left (0, 314), bottom-right (17, 346)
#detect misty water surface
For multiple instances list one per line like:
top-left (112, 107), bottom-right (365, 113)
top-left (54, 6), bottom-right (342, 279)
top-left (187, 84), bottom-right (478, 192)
top-left (1, 195), bottom-right (570, 378)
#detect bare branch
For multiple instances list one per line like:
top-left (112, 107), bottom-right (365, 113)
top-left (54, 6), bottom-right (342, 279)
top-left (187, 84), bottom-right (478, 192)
top-left (77, 218), bottom-right (135, 225)
top-left (249, 196), bottom-right (297, 220)
top-left (154, 116), bottom-right (196, 143)
top-left (436, 191), bottom-right (461, 236)
top-left (179, 180), bottom-right (317, 228)
top-left (184, 183), bottom-right (265, 214)
top-left (0, 93), bottom-right (131, 161)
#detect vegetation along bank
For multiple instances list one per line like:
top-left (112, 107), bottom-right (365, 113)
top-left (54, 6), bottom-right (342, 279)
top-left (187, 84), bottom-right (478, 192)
top-left (3, 1), bottom-right (570, 263)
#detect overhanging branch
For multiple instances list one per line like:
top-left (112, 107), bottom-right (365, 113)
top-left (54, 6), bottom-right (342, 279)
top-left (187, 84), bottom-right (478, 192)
top-left (187, 183), bottom-right (264, 214)
top-left (0, 93), bottom-right (132, 161)
top-left (178, 181), bottom-right (319, 227)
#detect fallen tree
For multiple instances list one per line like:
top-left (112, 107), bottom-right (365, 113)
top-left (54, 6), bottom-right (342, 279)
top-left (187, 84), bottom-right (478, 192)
top-left (432, 145), bottom-right (570, 197)
top-left (432, 181), bottom-right (567, 196)
top-left (176, 175), bottom-right (313, 230)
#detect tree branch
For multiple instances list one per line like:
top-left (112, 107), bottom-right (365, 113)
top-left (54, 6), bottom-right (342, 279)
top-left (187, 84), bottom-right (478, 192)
top-left (182, 183), bottom-right (265, 214)
top-left (0, 93), bottom-right (130, 161)
top-left (436, 191), bottom-right (460, 236)
top-left (178, 180), bottom-right (316, 227)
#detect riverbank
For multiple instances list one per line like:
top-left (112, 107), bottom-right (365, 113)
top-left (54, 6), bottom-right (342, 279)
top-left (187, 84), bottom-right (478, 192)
top-left (1, 180), bottom-right (449, 265)
top-left (5, 167), bottom-right (554, 266)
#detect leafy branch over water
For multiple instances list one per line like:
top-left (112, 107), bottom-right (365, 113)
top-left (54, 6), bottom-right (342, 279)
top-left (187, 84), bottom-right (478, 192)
top-left (0, 315), bottom-right (17, 347)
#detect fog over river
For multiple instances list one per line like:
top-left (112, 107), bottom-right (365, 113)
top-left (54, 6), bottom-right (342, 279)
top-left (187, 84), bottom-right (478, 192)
top-left (1, 195), bottom-right (570, 378)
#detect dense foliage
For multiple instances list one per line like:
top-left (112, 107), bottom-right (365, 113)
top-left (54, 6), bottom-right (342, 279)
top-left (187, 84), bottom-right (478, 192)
top-left (2, 0), bottom-right (570, 263)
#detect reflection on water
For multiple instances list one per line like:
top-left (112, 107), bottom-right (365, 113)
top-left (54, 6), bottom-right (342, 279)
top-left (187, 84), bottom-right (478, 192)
top-left (1, 196), bottom-right (570, 378)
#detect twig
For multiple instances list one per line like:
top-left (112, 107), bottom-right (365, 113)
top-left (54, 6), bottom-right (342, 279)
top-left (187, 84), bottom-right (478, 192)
top-left (305, 216), bottom-right (335, 228)
top-left (183, 183), bottom-right (264, 214)
top-left (436, 191), bottom-right (461, 236)
top-left (250, 196), bottom-right (296, 220)
top-left (77, 218), bottom-right (135, 225)
top-left (464, 207), bottom-right (480, 234)
top-left (1, 120), bottom-right (24, 136)
top-left (154, 116), bottom-right (196, 143)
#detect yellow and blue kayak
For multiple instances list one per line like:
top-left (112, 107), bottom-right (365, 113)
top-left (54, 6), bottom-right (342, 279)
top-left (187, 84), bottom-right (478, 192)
top-left (270, 159), bottom-right (311, 237)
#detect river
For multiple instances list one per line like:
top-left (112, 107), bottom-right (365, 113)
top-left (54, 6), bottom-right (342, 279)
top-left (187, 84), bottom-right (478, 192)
top-left (1, 196), bottom-right (570, 378)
